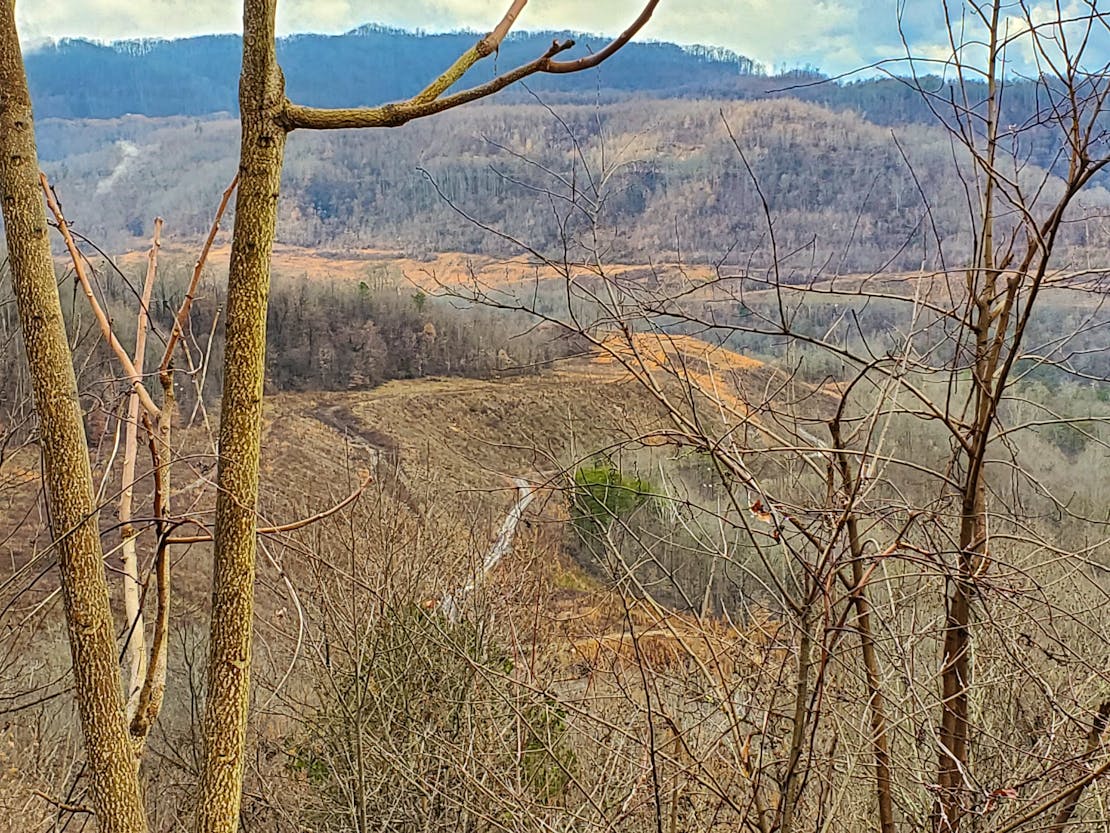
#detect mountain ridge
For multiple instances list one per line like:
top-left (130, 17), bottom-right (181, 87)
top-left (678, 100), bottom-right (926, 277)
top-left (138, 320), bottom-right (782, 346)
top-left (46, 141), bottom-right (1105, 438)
top-left (25, 26), bottom-right (761, 120)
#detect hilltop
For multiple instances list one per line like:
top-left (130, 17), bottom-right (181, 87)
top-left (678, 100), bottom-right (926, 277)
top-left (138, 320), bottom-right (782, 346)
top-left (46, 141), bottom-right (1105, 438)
top-left (26, 26), bottom-right (759, 120)
top-left (0, 331), bottom-right (813, 611)
top-left (0, 346), bottom-right (669, 622)
top-left (24, 25), bottom-right (1051, 129)
top-left (39, 96), bottom-right (1110, 273)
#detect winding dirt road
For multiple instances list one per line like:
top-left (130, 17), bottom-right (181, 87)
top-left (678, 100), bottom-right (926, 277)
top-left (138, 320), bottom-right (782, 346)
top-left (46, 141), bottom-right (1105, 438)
top-left (440, 477), bottom-right (534, 623)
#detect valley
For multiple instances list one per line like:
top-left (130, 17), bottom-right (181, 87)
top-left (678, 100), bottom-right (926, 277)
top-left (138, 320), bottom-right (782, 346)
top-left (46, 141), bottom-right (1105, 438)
top-left (3, 7), bottom-right (1110, 831)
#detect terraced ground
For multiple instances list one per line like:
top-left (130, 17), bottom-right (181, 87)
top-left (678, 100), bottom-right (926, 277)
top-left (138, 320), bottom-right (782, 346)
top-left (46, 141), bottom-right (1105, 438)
top-left (113, 240), bottom-right (719, 293)
top-left (2, 331), bottom-right (800, 658)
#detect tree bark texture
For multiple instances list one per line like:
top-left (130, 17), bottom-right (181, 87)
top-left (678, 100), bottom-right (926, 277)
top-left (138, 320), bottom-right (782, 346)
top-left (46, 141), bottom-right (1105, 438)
top-left (193, 2), bottom-right (657, 830)
top-left (193, 1), bottom-right (286, 830)
top-left (0, 3), bottom-right (147, 831)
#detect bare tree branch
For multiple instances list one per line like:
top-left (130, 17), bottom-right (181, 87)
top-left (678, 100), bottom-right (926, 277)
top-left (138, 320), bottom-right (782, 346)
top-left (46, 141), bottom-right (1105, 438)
top-left (159, 173), bottom-right (238, 378)
top-left (40, 173), bottom-right (160, 419)
top-left (280, 0), bottom-right (658, 131)
top-left (412, 0), bottom-right (528, 104)
top-left (121, 219), bottom-right (161, 723)
top-left (167, 473), bottom-right (372, 545)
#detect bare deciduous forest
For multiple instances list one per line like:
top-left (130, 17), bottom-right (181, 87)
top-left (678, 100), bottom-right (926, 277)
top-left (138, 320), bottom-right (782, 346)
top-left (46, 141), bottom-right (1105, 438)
top-left (2, 2), bottom-right (1110, 833)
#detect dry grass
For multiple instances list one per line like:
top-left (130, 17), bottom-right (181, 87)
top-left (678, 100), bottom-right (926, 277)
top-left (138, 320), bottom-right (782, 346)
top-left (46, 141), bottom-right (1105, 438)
top-left (114, 240), bottom-right (723, 293)
top-left (540, 592), bottom-right (786, 680)
top-left (0, 363), bottom-right (673, 606)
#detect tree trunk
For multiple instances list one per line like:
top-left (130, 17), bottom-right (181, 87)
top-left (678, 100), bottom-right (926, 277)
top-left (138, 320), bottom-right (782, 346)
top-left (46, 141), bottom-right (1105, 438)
top-left (193, 1), bottom-right (286, 830)
top-left (123, 222), bottom-right (162, 722)
top-left (935, 7), bottom-right (1001, 829)
top-left (189, 2), bottom-right (656, 828)
top-left (831, 421), bottom-right (895, 833)
top-left (0, 3), bottom-right (147, 831)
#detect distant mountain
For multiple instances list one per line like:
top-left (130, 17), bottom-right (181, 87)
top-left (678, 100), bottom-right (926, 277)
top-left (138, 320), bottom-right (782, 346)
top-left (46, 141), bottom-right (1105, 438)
top-left (36, 96), bottom-right (1110, 273)
top-left (25, 25), bottom-right (1061, 135)
top-left (25, 26), bottom-right (1106, 272)
top-left (25, 26), bottom-right (761, 120)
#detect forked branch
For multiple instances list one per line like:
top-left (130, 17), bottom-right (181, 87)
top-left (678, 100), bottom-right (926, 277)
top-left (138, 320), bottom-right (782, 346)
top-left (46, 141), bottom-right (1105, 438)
top-left (412, 0), bottom-right (527, 104)
top-left (160, 173), bottom-right (238, 378)
top-left (280, 0), bottom-right (659, 131)
top-left (40, 173), bottom-right (160, 418)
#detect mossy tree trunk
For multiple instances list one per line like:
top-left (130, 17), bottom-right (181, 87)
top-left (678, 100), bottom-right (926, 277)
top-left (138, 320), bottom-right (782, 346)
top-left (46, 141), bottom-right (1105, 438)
top-left (0, 2), bottom-right (147, 831)
top-left (192, 3), bottom-right (286, 832)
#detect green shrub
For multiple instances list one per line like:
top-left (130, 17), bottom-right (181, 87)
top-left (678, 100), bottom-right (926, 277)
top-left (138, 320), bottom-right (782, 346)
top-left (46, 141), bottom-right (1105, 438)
top-left (568, 461), bottom-right (653, 540)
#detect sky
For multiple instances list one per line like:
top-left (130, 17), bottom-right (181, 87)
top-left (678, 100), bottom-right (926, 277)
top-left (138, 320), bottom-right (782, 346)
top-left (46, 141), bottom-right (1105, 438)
top-left (15, 1), bottom-right (1108, 77)
top-left (14, 0), bottom-right (958, 76)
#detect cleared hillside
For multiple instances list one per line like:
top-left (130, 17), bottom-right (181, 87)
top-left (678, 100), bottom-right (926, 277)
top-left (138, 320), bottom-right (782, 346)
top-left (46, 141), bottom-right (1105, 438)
top-left (40, 97), bottom-right (1110, 273)
top-left (0, 356), bottom-right (668, 605)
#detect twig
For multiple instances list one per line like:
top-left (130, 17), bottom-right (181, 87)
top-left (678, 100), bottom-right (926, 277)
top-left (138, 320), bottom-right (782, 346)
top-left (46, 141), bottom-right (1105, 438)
top-left (32, 789), bottom-right (93, 815)
top-left (160, 173), bottom-right (238, 377)
top-left (412, 0), bottom-right (527, 104)
top-left (279, 0), bottom-right (658, 131)
top-left (39, 172), bottom-right (159, 418)
top-left (165, 473), bottom-right (372, 544)
top-left (995, 750), bottom-right (1110, 833)
top-left (1046, 700), bottom-right (1110, 833)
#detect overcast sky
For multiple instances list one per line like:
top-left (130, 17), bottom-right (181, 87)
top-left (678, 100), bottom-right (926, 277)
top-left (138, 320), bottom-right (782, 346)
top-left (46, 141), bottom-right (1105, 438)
top-left (15, 1), bottom-right (960, 75)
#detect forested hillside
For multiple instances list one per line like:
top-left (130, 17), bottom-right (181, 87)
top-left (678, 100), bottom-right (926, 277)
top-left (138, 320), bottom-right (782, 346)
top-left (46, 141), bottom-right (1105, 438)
top-left (25, 25), bottom-right (1056, 129)
top-left (6, 5), bottom-right (1110, 832)
top-left (26, 27), bottom-right (759, 119)
top-left (24, 23), bottom-right (1110, 278)
top-left (28, 26), bottom-right (1110, 272)
top-left (38, 97), bottom-right (1110, 272)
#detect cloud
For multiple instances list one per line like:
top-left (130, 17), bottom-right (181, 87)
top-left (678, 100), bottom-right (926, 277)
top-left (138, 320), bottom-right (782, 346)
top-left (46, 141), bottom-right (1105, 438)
top-left (16, 0), bottom-right (242, 42)
top-left (874, 1), bottom-right (1110, 82)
